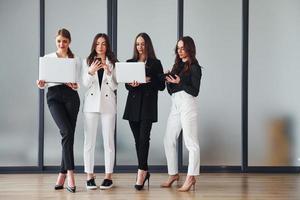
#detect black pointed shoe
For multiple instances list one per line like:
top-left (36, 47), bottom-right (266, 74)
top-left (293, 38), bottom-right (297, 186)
top-left (135, 172), bottom-right (150, 191)
top-left (66, 185), bottom-right (76, 193)
top-left (54, 173), bottom-right (66, 190)
top-left (100, 179), bottom-right (113, 190)
top-left (86, 178), bottom-right (98, 190)
top-left (54, 185), bottom-right (64, 190)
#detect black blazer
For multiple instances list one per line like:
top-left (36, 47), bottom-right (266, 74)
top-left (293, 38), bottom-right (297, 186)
top-left (167, 63), bottom-right (202, 97)
top-left (123, 58), bottom-right (165, 122)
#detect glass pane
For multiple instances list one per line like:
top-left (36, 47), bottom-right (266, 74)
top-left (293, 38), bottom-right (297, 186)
top-left (249, 0), bottom-right (300, 166)
top-left (117, 0), bottom-right (177, 165)
top-left (183, 0), bottom-right (242, 166)
top-left (44, 0), bottom-right (107, 166)
top-left (0, 0), bottom-right (39, 166)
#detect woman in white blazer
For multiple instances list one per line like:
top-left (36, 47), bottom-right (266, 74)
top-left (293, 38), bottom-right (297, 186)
top-left (37, 28), bottom-right (80, 193)
top-left (82, 33), bottom-right (118, 190)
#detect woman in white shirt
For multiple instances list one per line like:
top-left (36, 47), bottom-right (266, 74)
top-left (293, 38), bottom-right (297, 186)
top-left (82, 33), bottom-right (118, 190)
top-left (37, 28), bottom-right (81, 193)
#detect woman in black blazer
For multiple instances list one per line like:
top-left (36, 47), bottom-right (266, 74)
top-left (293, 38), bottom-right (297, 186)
top-left (123, 32), bottom-right (165, 190)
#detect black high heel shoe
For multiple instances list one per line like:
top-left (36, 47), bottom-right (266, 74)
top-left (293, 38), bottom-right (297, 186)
top-left (66, 172), bottom-right (76, 193)
top-left (54, 185), bottom-right (64, 190)
top-left (66, 185), bottom-right (76, 193)
top-left (54, 173), bottom-right (66, 190)
top-left (134, 172), bottom-right (150, 191)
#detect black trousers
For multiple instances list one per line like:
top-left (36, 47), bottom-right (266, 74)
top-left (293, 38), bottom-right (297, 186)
top-left (129, 120), bottom-right (153, 171)
top-left (47, 85), bottom-right (80, 173)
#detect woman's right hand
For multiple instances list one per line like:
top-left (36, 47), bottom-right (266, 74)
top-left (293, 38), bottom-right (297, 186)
top-left (36, 80), bottom-right (45, 89)
top-left (65, 83), bottom-right (79, 90)
top-left (129, 80), bottom-right (140, 87)
top-left (88, 60), bottom-right (102, 75)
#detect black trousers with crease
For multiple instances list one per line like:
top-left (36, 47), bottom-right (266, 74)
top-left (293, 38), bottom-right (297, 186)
top-left (129, 120), bottom-right (153, 171)
top-left (47, 85), bottom-right (80, 173)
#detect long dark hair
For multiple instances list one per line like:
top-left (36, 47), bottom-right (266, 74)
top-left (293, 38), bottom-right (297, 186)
top-left (87, 33), bottom-right (118, 67)
top-left (172, 36), bottom-right (199, 75)
top-left (132, 32), bottom-right (157, 60)
top-left (57, 28), bottom-right (74, 58)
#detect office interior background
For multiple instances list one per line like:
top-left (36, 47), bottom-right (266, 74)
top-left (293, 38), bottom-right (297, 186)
top-left (0, 0), bottom-right (300, 173)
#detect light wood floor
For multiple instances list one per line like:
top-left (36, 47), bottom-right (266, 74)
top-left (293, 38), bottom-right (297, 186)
top-left (0, 173), bottom-right (299, 200)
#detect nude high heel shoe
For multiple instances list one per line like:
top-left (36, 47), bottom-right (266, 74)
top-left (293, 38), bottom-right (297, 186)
top-left (160, 174), bottom-right (180, 188)
top-left (177, 177), bottom-right (196, 192)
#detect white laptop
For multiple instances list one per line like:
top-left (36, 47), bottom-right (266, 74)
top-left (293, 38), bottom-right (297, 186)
top-left (115, 62), bottom-right (146, 83)
top-left (39, 57), bottom-right (76, 83)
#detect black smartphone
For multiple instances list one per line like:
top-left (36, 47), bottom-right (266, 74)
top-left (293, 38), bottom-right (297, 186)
top-left (164, 72), bottom-right (177, 79)
top-left (94, 57), bottom-right (102, 64)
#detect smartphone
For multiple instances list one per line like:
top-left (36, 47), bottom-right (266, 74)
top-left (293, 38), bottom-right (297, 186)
top-left (94, 57), bottom-right (102, 64)
top-left (164, 72), bottom-right (177, 79)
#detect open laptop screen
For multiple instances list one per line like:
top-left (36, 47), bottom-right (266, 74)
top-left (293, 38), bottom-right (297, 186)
top-left (39, 57), bottom-right (76, 83)
top-left (115, 62), bottom-right (146, 83)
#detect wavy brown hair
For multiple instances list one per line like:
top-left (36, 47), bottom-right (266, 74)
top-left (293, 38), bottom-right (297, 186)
top-left (171, 36), bottom-right (199, 75)
top-left (87, 33), bottom-right (118, 67)
top-left (132, 32), bottom-right (157, 60)
top-left (57, 28), bottom-right (74, 58)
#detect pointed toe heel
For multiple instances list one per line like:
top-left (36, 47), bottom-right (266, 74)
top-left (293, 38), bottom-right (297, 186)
top-left (54, 185), bottom-right (64, 190)
top-left (160, 174), bottom-right (180, 188)
top-left (66, 185), bottom-right (76, 193)
top-left (134, 172), bottom-right (150, 191)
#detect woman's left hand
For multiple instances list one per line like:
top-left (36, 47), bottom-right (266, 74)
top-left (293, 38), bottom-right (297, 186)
top-left (66, 83), bottom-right (79, 90)
top-left (101, 63), bottom-right (111, 75)
top-left (166, 74), bottom-right (180, 84)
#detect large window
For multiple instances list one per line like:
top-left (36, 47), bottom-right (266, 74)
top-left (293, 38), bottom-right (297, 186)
top-left (0, 0), bottom-right (39, 166)
top-left (116, 0), bottom-right (177, 165)
top-left (183, 0), bottom-right (242, 166)
top-left (1, 0), bottom-right (300, 172)
top-left (44, 0), bottom-right (107, 166)
top-left (249, 0), bottom-right (300, 166)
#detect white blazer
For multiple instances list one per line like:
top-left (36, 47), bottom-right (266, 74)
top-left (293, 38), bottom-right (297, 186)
top-left (82, 58), bottom-right (117, 114)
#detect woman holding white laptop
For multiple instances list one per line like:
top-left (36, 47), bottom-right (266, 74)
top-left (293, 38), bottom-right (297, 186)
top-left (36, 28), bottom-right (80, 193)
top-left (82, 33), bottom-right (118, 190)
top-left (123, 32), bottom-right (165, 190)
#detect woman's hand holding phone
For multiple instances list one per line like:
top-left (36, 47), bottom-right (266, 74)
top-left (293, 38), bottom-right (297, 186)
top-left (88, 59), bottom-right (102, 75)
top-left (165, 73), bottom-right (180, 84)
